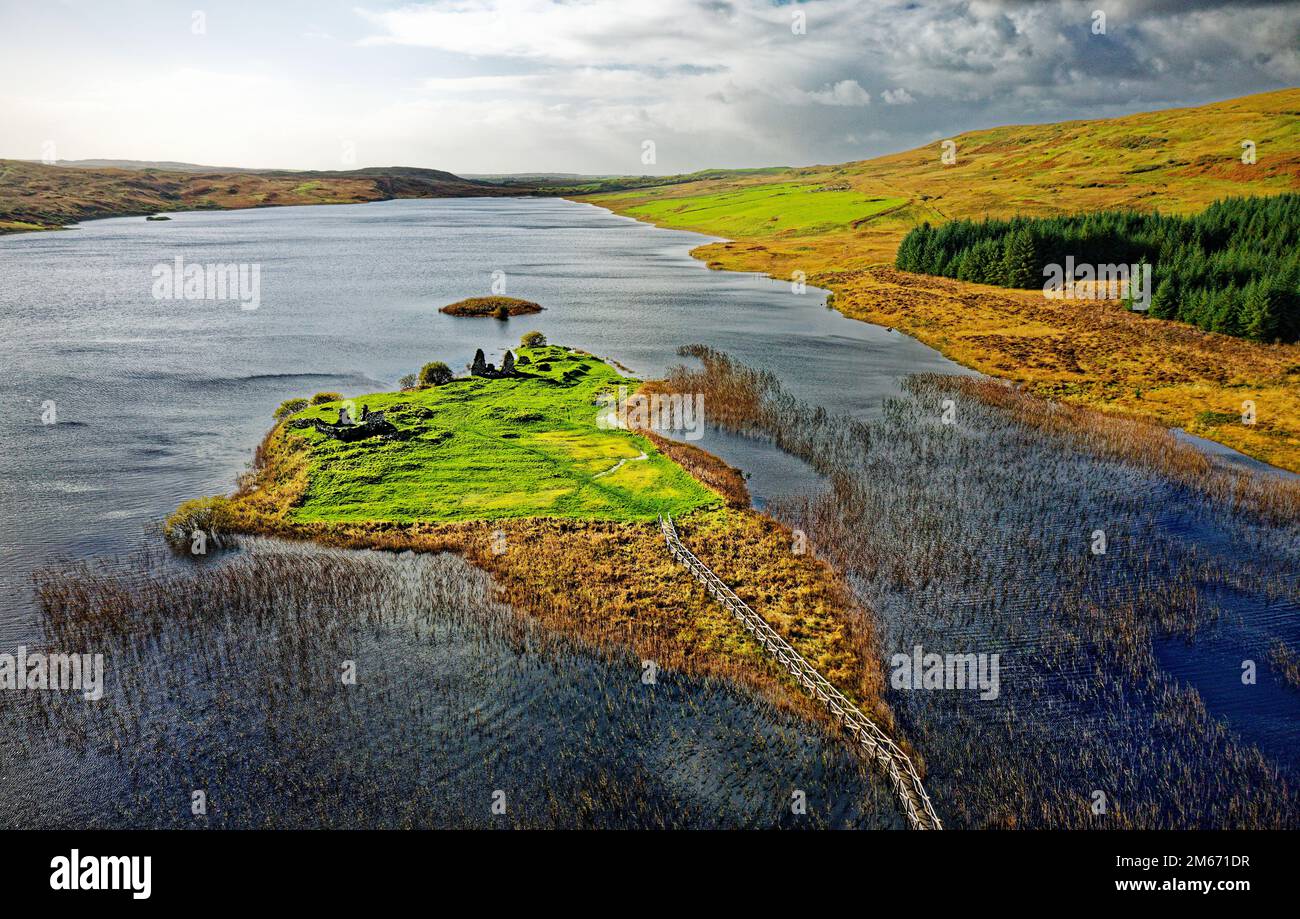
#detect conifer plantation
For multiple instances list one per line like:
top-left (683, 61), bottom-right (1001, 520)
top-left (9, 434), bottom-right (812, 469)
top-left (894, 194), bottom-right (1300, 342)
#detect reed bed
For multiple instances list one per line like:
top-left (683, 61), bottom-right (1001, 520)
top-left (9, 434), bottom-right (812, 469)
top-left (661, 345), bottom-right (1300, 828)
top-left (5, 541), bottom-right (899, 829)
top-left (174, 408), bottom-right (890, 737)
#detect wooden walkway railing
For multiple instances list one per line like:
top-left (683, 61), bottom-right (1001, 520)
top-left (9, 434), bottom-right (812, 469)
top-left (658, 514), bottom-right (943, 830)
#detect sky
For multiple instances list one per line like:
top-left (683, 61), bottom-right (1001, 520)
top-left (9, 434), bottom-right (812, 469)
top-left (1, 0), bottom-right (1297, 175)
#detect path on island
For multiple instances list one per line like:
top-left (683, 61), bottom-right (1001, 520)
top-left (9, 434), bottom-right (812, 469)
top-left (592, 450), bottom-right (648, 479)
top-left (658, 513), bottom-right (943, 831)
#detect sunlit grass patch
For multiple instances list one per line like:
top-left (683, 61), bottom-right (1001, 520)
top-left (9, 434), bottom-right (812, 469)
top-left (281, 346), bottom-right (717, 524)
top-left (616, 182), bottom-right (906, 238)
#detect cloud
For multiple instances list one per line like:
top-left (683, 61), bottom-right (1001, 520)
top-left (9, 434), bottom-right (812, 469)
top-left (804, 80), bottom-right (871, 106)
top-left (350, 0), bottom-right (1300, 169)
top-left (1, 0), bottom-right (1295, 172)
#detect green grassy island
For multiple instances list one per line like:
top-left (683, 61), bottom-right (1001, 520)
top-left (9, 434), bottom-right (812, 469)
top-left (281, 345), bottom-right (715, 523)
top-left (164, 343), bottom-right (896, 773)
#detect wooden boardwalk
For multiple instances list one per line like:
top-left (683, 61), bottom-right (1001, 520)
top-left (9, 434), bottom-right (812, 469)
top-left (659, 514), bottom-right (943, 830)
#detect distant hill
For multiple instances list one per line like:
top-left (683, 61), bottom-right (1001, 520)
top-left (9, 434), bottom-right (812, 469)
top-left (37, 159), bottom-right (261, 173)
top-left (463, 172), bottom-right (616, 181)
top-left (0, 160), bottom-right (520, 232)
top-left (586, 89), bottom-right (1300, 474)
top-left (589, 88), bottom-right (1300, 265)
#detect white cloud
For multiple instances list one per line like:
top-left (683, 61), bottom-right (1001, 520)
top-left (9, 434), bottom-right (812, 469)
top-left (881, 88), bottom-right (915, 105)
top-left (804, 80), bottom-right (871, 106)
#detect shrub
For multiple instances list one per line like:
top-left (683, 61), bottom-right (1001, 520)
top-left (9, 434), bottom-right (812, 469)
top-left (398, 373), bottom-right (418, 391)
top-left (419, 361), bottom-right (454, 387)
top-left (520, 331), bottom-right (547, 348)
top-left (274, 398), bottom-right (308, 420)
top-left (310, 391), bottom-right (342, 405)
top-left (536, 362), bottom-right (552, 371)
top-left (163, 495), bottom-right (233, 554)
top-left (493, 305), bottom-right (509, 320)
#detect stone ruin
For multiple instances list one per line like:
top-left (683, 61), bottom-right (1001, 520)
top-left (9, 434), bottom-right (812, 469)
top-left (312, 403), bottom-right (397, 442)
top-left (470, 348), bottom-right (522, 379)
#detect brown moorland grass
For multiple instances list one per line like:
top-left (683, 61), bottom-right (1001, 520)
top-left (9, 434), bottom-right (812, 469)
top-left (584, 89), bottom-right (1300, 472)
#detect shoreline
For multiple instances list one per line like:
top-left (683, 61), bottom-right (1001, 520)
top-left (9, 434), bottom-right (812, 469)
top-left (577, 194), bottom-right (1300, 480)
top-left (0, 191), bottom-right (547, 236)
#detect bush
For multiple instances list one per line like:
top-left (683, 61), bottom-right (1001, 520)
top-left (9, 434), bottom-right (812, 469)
top-left (310, 391), bottom-right (342, 405)
top-left (520, 331), bottom-right (547, 348)
top-left (398, 373), bottom-right (418, 391)
top-left (420, 361), bottom-right (454, 386)
top-left (163, 495), bottom-right (233, 555)
top-left (274, 398), bottom-right (308, 420)
top-left (536, 362), bottom-right (552, 371)
top-left (493, 305), bottom-right (509, 320)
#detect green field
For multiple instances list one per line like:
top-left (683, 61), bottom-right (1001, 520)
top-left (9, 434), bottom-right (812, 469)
top-left (287, 346), bottom-right (718, 523)
top-left (600, 182), bottom-right (906, 238)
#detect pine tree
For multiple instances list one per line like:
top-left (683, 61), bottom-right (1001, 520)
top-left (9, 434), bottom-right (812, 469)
top-left (1242, 282), bottom-right (1280, 343)
top-left (1210, 286), bottom-right (1242, 337)
top-left (975, 240), bottom-right (1002, 284)
top-left (1001, 229), bottom-right (1037, 288)
top-left (956, 250), bottom-right (977, 281)
top-left (1149, 277), bottom-right (1177, 319)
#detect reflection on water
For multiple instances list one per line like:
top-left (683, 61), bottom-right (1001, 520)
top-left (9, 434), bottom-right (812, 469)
top-left (1154, 589), bottom-right (1300, 768)
top-left (1, 541), bottom-right (898, 829)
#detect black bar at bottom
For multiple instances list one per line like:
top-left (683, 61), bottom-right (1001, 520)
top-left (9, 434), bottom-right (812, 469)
top-left (2, 829), bottom-right (1281, 904)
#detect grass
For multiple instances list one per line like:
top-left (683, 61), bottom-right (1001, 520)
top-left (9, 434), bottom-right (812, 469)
top-left (283, 346), bottom-right (716, 523)
top-left (0, 219), bottom-right (55, 232)
top-left (601, 182), bottom-right (906, 238)
top-left (584, 88), bottom-right (1300, 471)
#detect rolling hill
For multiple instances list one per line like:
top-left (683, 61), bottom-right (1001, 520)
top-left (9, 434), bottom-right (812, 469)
top-left (585, 89), bottom-right (1300, 472)
top-left (0, 160), bottom-right (518, 232)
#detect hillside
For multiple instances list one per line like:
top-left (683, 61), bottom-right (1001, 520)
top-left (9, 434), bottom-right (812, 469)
top-left (585, 89), bottom-right (1300, 472)
top-left (0, 159), bottom-right (517, 232)
top-left (590, 89), bottom-right (1300, 267)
